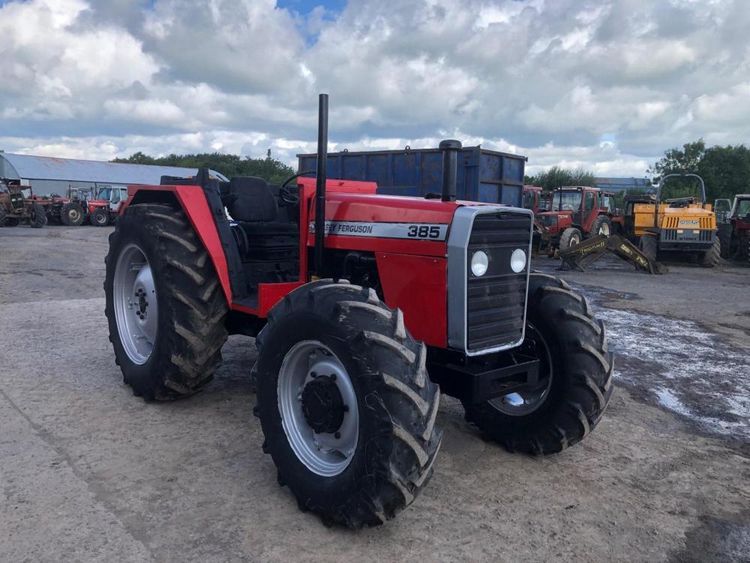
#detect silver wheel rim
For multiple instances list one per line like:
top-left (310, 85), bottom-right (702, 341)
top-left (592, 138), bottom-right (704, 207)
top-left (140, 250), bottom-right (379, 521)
top-left (278, 340), bottom-right (359, 477)
top-left (489, 324), bottom-right (554, 416)
top-left (113, 243), bottom-right (158, 365)
top-left (599, 223), bottom-right (610, 236)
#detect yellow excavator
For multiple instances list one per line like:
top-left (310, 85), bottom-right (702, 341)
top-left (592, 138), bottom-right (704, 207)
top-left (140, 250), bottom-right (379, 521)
top-left (622, 173), bottom-right (720, 267)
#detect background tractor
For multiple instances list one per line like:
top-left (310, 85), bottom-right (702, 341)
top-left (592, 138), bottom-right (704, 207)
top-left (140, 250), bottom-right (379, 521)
top-left (104, 95), bottom-right (613, 528)
top-left (622, 174), bottom-right (720, 267)
top-left (0, 179), bottom-right (47, 228)
top-left (536, 186), bottom-right (621, 252)
top-left (87, 185), bottom-right (128, 226)
top-left (715, 194), bottom-right (750, 262)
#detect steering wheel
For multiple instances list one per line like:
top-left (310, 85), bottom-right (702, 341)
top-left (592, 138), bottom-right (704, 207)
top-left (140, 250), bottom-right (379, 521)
top-left (279, 170), bottom-right (315, 205)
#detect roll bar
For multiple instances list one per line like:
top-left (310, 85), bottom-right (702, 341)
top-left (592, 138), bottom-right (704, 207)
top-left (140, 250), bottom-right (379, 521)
top-left (654, 173), bottom-right (706, 225)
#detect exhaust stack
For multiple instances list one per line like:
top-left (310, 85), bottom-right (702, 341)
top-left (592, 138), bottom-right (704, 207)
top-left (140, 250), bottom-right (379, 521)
top-left (440, 139), bottom-right (462, 202)
top-left (314, 93), bottom-right (329, 277)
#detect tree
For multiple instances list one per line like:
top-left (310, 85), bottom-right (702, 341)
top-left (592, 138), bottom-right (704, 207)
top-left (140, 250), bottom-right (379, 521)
top-left (526, 166), bottom-right (596, 190)
top-left (112, 152), bottom-right (295, 185)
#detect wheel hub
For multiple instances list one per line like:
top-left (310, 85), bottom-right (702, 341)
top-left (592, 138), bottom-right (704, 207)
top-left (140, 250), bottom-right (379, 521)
top-left (277, 341), bottom-right (360, 477)
top-left (301, 375), bottom-right (346, 434)
top-left (113, 244), bottom-right (158, 365)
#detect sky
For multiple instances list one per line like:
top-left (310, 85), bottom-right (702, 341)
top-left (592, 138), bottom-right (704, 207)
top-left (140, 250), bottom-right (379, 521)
top-left (0, 0), bottom-right (748, 177)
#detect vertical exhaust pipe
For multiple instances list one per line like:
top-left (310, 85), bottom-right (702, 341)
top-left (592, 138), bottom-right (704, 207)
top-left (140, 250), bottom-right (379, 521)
top-left (314, 93), bottom-right (329, 277)
top-left (440, 139), bottom-right (462, 202)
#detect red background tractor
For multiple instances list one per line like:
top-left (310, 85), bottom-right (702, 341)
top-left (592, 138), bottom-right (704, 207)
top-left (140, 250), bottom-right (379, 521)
top-left (536, 186), bottom-right (623, 252)
top-left (717, 194), bottom-right (750, 262)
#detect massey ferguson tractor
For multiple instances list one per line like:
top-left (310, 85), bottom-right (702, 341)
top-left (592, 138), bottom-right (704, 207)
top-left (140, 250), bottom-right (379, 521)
top-left (104, 95), bottom-right (613, 528)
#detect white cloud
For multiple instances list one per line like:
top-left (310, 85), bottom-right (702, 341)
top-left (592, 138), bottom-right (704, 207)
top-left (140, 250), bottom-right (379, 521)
top-left (1, 0), bottom-right (749, 180)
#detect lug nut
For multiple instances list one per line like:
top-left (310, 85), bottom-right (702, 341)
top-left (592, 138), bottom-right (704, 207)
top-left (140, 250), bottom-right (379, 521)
top-left (342, 405), bottom-right (349, 412)
top-left (334, 432), bottom-right (341, 439)
top-left (330, 373), bottom-right (337, 381)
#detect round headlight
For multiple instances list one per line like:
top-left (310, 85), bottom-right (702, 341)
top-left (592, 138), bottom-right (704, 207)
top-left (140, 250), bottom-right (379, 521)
top-left (471, 250), bottom-right (489, 277)
top-left (510, 248), bottom-right (527, 273)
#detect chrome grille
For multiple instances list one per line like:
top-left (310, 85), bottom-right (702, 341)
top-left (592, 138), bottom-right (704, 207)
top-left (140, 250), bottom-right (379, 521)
top-left (466, 212), bottom-right (532, 353)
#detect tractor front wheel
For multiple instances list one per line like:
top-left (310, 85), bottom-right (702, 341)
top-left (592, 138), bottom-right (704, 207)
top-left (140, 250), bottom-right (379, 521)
top-left (104, 203), bottom-right (228, 400)
top-left (463, 273), bottom-right (613, 454)
top-left (255, 281), bottom-right (442, 528)
top-left (590, 215), bottom-right (612, 238)
top-left (60, 202), bottom-right (84, 226)
top-left (91, 207), bottom-right (110, 226)
top-left (559, 227), bottom-right (582, 252)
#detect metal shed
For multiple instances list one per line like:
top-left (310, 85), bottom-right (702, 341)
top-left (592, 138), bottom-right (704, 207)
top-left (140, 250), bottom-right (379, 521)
top-left (0, 152), bottom-right (226, 196)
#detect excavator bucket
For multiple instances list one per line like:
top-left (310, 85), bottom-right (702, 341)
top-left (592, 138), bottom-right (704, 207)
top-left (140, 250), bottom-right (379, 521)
top-left (559, 234), bottom-right (667, 274)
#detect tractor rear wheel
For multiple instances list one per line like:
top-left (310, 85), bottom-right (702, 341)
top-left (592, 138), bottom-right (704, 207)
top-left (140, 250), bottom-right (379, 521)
top-left (91, 207), bottom-right (109, 226)
top-left (0, 206), bottom-right (6, 227)
top-left (104, 203), bottom-right (228, 400)
top-left (30, 203), bottom-right (47, 228)
top-left (255, 280), bottom-right (442, 528)
top-left (463, 273), bottom-right (613, 454)
top-left (559, 227), bottom-right (582, 251)
top-left (60, 202), bottom-right (84, 226)
top-left (699, 238), bottom-right (721, 268)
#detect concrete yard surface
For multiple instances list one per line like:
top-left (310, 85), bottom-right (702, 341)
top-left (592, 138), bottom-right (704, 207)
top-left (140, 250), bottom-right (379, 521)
top-left (1, 226), bottom-right (749, 562)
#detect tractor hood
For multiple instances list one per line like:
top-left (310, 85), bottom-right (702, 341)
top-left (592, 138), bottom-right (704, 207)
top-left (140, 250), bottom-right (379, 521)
top-left (535, 210), bottom-right (572, 228)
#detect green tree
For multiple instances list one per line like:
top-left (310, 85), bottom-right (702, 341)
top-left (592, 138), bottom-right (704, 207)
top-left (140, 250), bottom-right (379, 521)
top-left (112, 152), bottom-right (295, 185)
top-left (527, 166), bottom-right (596, 190)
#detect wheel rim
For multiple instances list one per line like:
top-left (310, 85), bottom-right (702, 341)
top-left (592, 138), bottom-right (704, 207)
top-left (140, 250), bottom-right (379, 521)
top-left (113, 243), bottom-right (158, 365)
top-left (95, 212), bottom-right (106, 225)
top-left (571, 233), bottom-right (580, 246)
top-left (278, 340), bottom-right (359, 477)
top-left (598, 223), bottom-right (610, 236)
top-left (489, 324), bottom-right (554, 416)
top-left (69, 209), bottom-right (81, 222)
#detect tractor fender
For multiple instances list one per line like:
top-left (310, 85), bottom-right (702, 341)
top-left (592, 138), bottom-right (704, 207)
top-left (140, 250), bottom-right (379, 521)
top-left (125, 186), bottom-right (234, 306)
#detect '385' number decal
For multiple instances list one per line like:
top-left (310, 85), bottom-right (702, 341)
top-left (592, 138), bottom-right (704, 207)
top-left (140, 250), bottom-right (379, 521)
top-left (407, 225), bottom-right (442, 239)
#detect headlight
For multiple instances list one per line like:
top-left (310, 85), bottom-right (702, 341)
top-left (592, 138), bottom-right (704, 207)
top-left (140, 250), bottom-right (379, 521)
top-left (470, 250), bottom-right (489, 277)
top-left (510, 248), bottom-right (527, 273)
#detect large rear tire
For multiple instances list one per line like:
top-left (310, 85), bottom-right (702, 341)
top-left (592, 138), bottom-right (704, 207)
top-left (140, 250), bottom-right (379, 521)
top-left (699, 237), bottom-right (721, 268)
top-left (463, 274), bottom-right (613, 454)
top-left (255, 280), bottom-right (442, 528)
top-left (30, 203), bottom-right (47, 228)
top-left (104, 203), bottom-right (228, 400)
top-left (0, 206), bottom-right (6, 227)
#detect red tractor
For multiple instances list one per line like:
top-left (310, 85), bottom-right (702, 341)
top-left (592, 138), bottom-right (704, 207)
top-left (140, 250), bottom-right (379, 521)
top-left (536, 186), bottom-right (622, 252)
top-left (87, 186), bottom-right (128, 226)
top-left (522, 185), bottom-right (549, 214)
top-left (104, 96), bottom-right (613, 528)
top-left (716, 194), bottom-right (750, 262)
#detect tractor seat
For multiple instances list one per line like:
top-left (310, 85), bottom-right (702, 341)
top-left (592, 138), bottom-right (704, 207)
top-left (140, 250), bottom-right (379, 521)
top-left (226, 177), bottom-right (298, 236)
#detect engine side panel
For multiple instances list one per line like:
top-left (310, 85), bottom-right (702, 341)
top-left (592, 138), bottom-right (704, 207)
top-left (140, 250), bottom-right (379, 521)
top-left (376, 253), bottom-right (448, 347)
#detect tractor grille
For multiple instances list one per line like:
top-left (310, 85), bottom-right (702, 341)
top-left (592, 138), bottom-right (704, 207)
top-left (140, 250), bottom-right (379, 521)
top-left (466, 212), bottom-right (532, 353)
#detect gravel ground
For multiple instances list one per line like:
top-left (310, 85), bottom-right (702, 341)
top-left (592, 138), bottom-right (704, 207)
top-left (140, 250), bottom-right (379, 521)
top-left (1, 225), bottom-right (748, 562)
